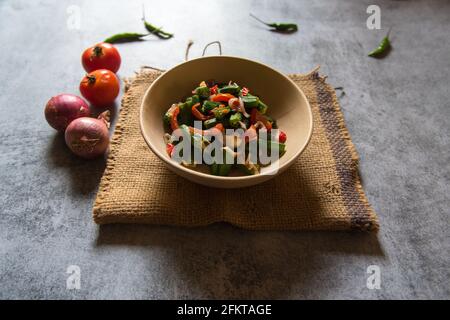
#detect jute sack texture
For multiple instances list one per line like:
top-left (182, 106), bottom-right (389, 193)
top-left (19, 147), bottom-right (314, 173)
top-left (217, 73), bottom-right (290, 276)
top-left (93, 68), bottom-right (379, 232)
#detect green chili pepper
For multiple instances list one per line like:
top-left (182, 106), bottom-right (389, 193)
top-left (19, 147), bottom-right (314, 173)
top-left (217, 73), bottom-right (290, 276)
top-left (368, 28), bottom-right (392, 57)
top-left (104, 33), bottom-right (149, 44)
top-left (142, 6), bottom-right (173, 39)
top-left (143, 21), bottom-right (174, 39)
top-left (250, 13), bottom-right (298, 33)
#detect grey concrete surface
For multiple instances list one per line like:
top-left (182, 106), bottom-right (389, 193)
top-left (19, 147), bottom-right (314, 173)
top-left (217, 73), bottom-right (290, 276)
top-left (0, 0), bottom-right (449, 299)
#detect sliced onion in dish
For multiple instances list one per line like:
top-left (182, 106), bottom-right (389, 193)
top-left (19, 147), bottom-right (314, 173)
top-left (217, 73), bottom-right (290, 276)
top-left (238, 97), bottom-right (250, 118)
top-left (254, 121), bottom-right (266, 129)
top-left (163, 133), bottom-right (173, 144)
top-left (238, 121), bottom-right (247, 130)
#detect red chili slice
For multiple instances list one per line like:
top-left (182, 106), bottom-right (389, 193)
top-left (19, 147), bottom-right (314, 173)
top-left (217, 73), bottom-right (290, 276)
top-left (166, 143), bottom-right (175, 157)
top-left (191, 103), bottom-right (213, 121)
top-left (210, 85), bottom-right (218, 95)
top-left (279, 131), bottom-right (287, 143)
top-left (170, 106), bottom-right (180, 131)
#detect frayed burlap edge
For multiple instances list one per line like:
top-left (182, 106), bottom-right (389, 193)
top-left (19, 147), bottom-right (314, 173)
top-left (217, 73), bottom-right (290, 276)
top-left (290, 67), bottom-right (378, 232)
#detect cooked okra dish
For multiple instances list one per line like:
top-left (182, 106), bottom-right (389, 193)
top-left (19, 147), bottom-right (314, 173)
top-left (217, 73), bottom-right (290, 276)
top-left (163, 81), bottom-right (287, 176)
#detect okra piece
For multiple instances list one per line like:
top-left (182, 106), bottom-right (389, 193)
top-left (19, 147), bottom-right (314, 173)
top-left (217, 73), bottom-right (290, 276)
top-left (179, 124), bottom-right (192, 138)
top-left (276, 142), bottom-right (286, 155)
top-left (212, 148), bottom-right (235, 176)
top-left (194, 86), bottom-right (210, 99)
top-left (263, 115), bottom-right (277, 129)
top-left (237, 163), bottom-right (260, 175)
top-left (192, 132), bottom-right (208, 152)
top-left (257, 100), bottom-right (268, 114)
top-left (218, 163), bottom-right (232, 176)
top-left (204, 118), bottom-right (218, 129)
top-left (163, 105), bottom-right (177, 126)
top-left (202, 100), bottom-right (220, 113)
top-left (210, 163), bottom-right (219, 175)
top-left (241, 94), bottom-right (260, 108)
top-left (178, 102), bottom-right (193, 126)
top-left (218, 83), bottom-right (240, 95)
top-left (265, 115), bottom-right (278, 129)
top-left (163, 112), bottom-right (172, 127)
top-left (229, 112), bottom-right (243, 128)
top-left (212, 106), bottom-right (231, 120)
top-left (218, 148), bottom-right (234, 176)
top-left (259, 138), bottom-right (286, 155)
top-left (185, 95), bottom-right (200, 107)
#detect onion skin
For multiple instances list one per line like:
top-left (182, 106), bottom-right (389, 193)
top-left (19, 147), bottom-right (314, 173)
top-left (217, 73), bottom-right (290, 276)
top-left (64, 116), bottom-right (109, 159)
top-left (45, 94), bottom-right (90, 131)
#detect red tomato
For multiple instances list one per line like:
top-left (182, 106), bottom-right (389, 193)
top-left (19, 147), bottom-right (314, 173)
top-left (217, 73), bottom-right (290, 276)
top-left (211, 93), bottom-right (235, 102)
top-left (279, 130), bottom-right (287, 143)
top-left (81, 43), bottom-right (121, 73)
top-left (166, 143), bottom-right (175, 157)
top-left (79, 69), bottom-right (120, 108)
top-left (209, 85), bottom-right (218, 95)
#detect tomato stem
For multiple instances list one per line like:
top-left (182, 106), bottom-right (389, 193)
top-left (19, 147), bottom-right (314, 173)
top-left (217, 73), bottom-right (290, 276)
top-left (92, 46), bottom-right (103, 58)
top-left (86, 75), bottom-right (96, 85)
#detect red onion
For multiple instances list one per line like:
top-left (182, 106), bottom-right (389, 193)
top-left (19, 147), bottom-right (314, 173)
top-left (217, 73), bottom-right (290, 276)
top-left (64, 111), bottom-right (110, 159)
top-left (45, 94), bottom-right (90, 131)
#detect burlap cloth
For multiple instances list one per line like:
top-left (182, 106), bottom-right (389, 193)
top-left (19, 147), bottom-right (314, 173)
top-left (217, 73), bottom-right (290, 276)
top-left (93, 68), bottom-right (379, 232)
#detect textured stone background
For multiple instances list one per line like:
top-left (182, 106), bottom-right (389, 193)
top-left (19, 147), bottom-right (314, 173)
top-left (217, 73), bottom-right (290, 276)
top-left (0, 0), bottom-right (449, 299)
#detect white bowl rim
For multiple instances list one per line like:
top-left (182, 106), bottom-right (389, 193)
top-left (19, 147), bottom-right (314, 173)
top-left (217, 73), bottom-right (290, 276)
top-left (139, 55), bottom-right (314, 182)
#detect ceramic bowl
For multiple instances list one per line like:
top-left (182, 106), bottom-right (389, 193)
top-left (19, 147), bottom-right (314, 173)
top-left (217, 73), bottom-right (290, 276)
top-left (140, 56), bottom-right (313, 188)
